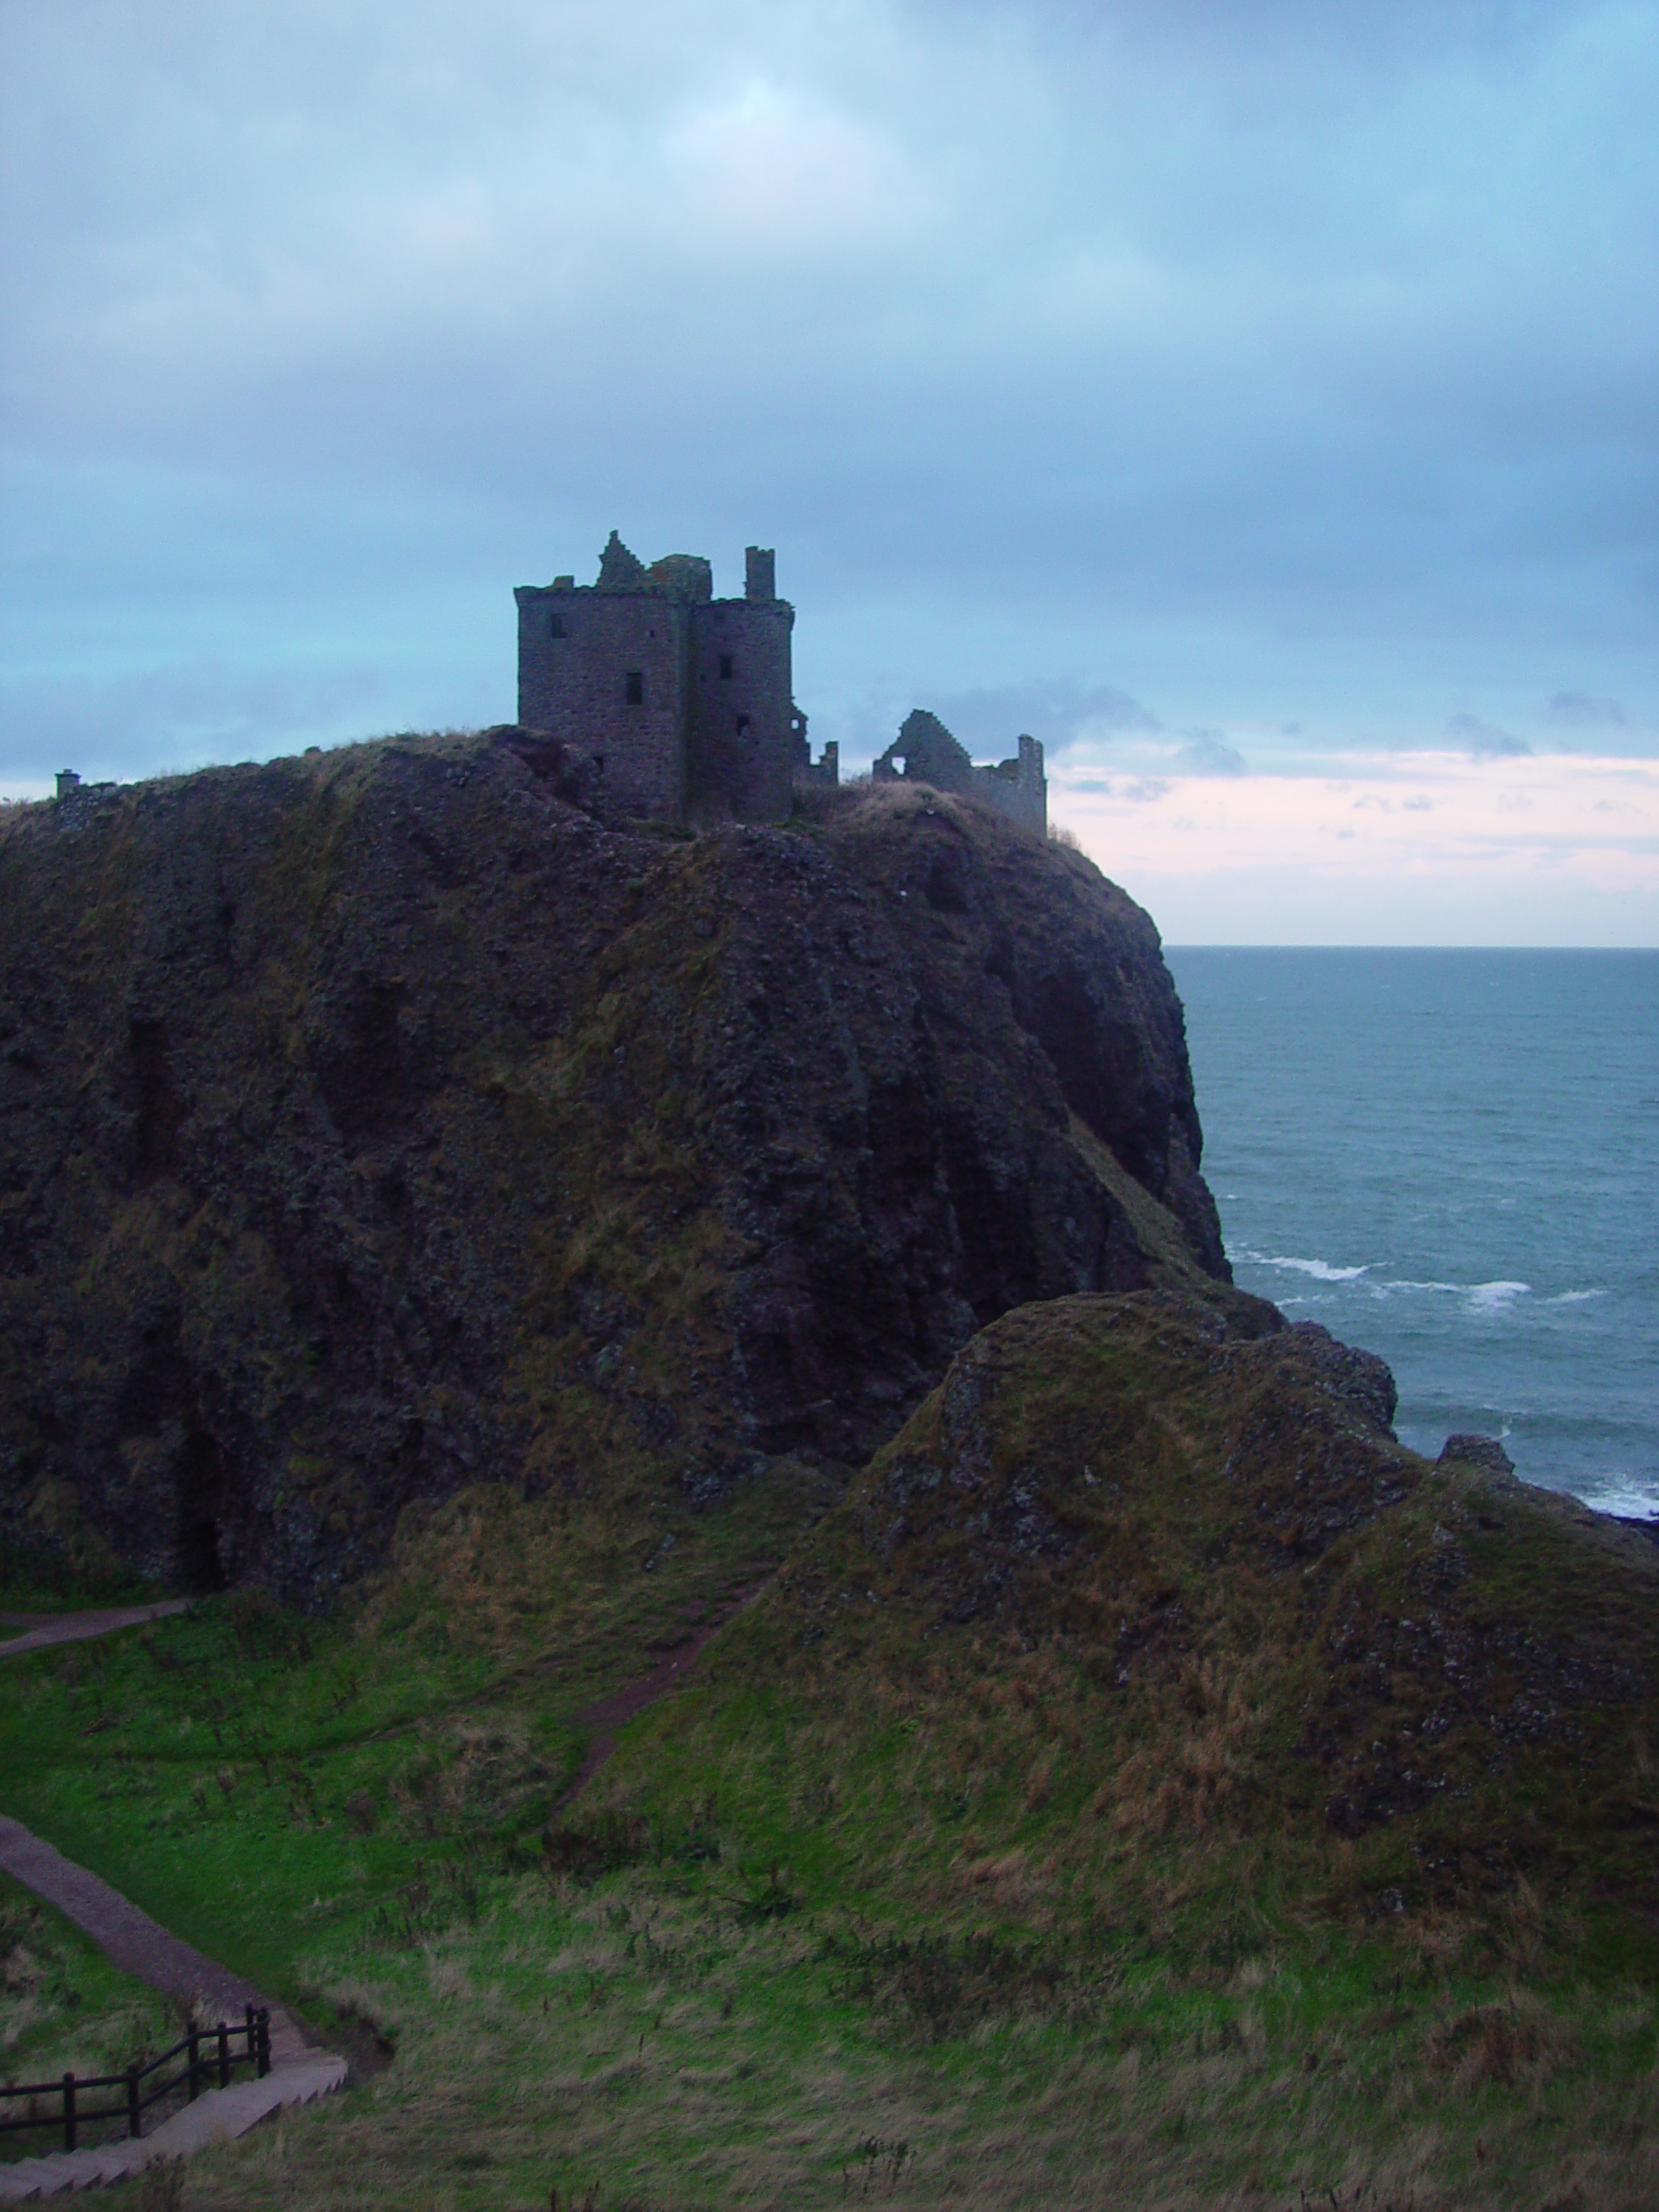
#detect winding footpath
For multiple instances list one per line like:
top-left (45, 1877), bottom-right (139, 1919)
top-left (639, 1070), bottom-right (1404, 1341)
top-left (0, 1583), bottom-right (765, 2195)
top-left (0, 1603), bottom-right (191, 1662)
top-left (0, 1610), bottom-right (346, 2200)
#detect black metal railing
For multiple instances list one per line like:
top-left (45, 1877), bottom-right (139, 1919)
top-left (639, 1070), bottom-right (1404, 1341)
top-left (0, 2005), bottom-right (270, 2156)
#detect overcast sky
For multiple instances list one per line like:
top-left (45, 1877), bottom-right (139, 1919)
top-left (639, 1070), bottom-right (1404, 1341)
top-left (3, 0), bottom-right (1656, 941)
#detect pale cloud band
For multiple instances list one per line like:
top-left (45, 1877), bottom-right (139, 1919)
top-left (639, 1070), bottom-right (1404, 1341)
top-left (1053, 750), bottom-right (1659, 944)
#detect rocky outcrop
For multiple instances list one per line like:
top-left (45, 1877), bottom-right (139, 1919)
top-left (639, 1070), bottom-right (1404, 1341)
top-left (657, 1292), bottom-right (1659, 1931)
top-left (0, 734), bottom-right (1262, 1604)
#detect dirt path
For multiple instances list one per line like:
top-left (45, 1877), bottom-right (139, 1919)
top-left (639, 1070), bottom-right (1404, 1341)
top-left (0, 1603), bottom-right (346, 2196)
top-left (0, 1598), bottom-right (306, 2026)
top-left (0, 1576), bottom-right (764, 2186)
top-left (0, 1599), bottom-right (189, 1661)
top-left (0, 1815), bottom-right (270, 2025)
top-left (0, 1814), bottom-right (346, 2200)
top-left (561, 1581), bottom-right (770, 1805)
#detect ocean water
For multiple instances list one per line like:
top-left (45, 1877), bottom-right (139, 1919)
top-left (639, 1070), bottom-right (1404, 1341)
top-left (1166, 949), bottom-right (1659, 1519)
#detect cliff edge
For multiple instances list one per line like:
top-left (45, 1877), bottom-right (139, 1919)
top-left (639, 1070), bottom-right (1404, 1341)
top-left (0, 733), bottom-right (1267, 1603)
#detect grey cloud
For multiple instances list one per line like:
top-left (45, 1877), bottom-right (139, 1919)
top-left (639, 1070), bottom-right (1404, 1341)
top-left (916, 680), bottom-right (1160, 757)
top-left (2, 664), bottom-right (392, 783)
top-left (1548, 690), bottom-right (1629, 728)
top-left (1446, 712), bottom-right (1531, 760)
top-left (924, 2), bottom-right (1591, 89)
top-left (1172, 728), bottom-right (1247, 775)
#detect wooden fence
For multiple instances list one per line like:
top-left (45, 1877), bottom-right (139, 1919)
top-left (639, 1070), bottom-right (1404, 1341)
top-left (0, 2005), bottom-right (270, 2155)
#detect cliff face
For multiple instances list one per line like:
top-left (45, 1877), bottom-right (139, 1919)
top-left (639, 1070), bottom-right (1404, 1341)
top-left (0, 733), bottom-right (1262, 1603)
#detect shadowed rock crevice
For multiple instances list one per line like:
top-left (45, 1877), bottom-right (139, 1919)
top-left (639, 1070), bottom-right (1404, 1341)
top-left (175, 1427), bottom-right (230, 1594)
top-left (127, 1016), bottom-right (183, 1182)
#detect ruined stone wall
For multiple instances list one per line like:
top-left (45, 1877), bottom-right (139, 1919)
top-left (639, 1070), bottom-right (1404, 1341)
top-left (689, 598), bottom-right (797, 824)
top-left (874, 713), bottom-right (1046, 836)
top-left (515, 586), bottom-right (690, 819)
top-left (972, 734), bottom-right (1047, 837)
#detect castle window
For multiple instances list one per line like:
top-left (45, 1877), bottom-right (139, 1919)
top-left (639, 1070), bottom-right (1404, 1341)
top-left (735, 713), bottom-right (751, 735)
top-left (548, 613), bottom-right (567, 638)
top-left (719, 653), bottom-right (734, 680)
top-left (625, 671), bottom-right (644, 706)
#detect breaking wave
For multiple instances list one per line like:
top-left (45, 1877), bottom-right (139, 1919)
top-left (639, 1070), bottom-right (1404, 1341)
top-left (1236, 1250), bottom-right (1370, 1282)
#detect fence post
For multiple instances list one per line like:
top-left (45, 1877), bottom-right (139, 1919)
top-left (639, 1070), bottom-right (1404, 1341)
top-left (217, 2020), bottom-right (230, 2091)
top-left (62, 2073), bottom-right (75, 2153)
top-left (188, 2024), bottom-right (200, 2101)
top-left (257, 2005), bottom-right (271, 2078)
top-left (126, 2062), bottom-right (141, 2140)
top-left (245, 2003), bottom-right (255, 2074)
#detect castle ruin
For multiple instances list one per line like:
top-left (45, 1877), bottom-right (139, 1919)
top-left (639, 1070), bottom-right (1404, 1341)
top-left (515, 534), bottom-right (835, 825)
top-left (873, 709), bottom-right (1046, 836)
top-left (515, 537), bottom-right (1045, 836)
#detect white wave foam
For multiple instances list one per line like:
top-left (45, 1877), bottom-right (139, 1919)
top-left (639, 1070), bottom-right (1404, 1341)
top-left (1237, 1253), bottom-right (1548, 1315)
top-left (1379, 1276), bottom-right (1532, 1312)
top-left (1248, 1253), bottom-right (1372, 1282)
top-left (1565, 1483), bottom-right (1659, 1521)
top-left (1549, 1287), bottom-right (1607, 1305)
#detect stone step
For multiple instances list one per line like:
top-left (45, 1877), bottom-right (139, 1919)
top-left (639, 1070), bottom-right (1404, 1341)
top-left (0, 2051), bottom-right (348, 2200)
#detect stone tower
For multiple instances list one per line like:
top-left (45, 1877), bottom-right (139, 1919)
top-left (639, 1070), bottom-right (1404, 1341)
top-left (514, 535), bottom-right (830, 823)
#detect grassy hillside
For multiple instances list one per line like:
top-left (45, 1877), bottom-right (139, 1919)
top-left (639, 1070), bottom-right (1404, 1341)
top-left (0, 1871), bottom-right (176, 2137)
top-left (601, 1294), bottom-right (1659, 1967)
top-left (3, 1293), bottom-right (1657, 2206)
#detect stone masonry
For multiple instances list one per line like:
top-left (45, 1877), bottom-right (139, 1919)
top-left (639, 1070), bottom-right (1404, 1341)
top-left (515, 535), bottom-right (835, 825)
top-left (873, 709), bottom-right (1047, 836)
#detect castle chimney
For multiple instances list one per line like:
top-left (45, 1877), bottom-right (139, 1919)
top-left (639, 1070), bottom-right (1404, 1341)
top-left (745, 546), bottom-right (775, 603)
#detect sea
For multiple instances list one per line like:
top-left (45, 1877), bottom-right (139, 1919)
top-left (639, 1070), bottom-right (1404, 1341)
top-left (1165, 949), bottom-right (1659, 1520)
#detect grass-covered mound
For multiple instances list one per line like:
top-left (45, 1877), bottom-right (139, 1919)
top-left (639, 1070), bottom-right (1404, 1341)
top-left (3, 1297), bottom-right (1657, 2207)
top-left (544, 1289), bottom-right (1659, 2206)
top-left (609, 1291), bottom-right (1659, 1960)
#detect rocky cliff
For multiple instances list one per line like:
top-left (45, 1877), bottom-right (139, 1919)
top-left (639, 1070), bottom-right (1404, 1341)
top-left (0, 732), bottom-right (1268, 1603)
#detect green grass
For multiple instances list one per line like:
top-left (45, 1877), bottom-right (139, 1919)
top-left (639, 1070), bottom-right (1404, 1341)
top-left (0, 1541), bottom-right (151, 1614)
top-left (5, 1299), bottom-right (1659, 2205)
top-left (165, 1853), bottom-right (1658, 2210)
top-left (0, 1464), bottom-right (834, 2023)
top-left (0, 1870), bottom-right (178, 2163)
